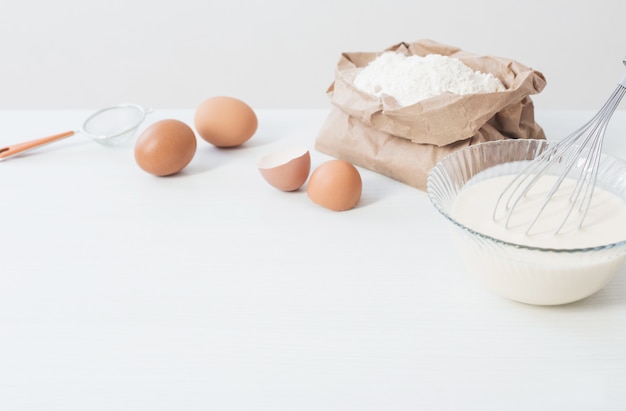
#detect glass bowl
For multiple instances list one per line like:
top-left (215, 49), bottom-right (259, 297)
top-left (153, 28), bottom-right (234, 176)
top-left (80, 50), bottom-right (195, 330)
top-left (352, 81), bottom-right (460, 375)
top-left (427, 139), bottom-right (626, 305)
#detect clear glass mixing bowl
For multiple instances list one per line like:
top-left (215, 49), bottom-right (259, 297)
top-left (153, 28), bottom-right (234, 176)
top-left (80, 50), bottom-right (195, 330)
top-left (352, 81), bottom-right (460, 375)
top-left (427, 139), bottom-right (626, 305)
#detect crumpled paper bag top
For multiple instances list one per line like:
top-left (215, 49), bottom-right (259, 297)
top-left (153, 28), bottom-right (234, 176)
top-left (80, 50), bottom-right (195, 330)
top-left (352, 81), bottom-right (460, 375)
top-left (328, 39), bottom-right (547, 146)
top-left (316, 39), bottom-right (547, 191)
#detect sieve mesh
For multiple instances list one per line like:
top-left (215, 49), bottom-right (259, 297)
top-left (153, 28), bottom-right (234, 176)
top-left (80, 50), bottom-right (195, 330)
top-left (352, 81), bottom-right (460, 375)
top-left (82, 104), bottom-right (147, 145)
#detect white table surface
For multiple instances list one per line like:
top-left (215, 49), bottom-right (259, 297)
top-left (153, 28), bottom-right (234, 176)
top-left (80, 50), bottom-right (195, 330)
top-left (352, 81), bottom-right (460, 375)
top-left (1, 108), bottom-right (625, 410)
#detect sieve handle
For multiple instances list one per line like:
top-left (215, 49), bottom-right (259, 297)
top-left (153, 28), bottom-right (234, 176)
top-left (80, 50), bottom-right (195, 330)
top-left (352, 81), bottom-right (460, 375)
top-left (0, 130), bottom-right (76, 161)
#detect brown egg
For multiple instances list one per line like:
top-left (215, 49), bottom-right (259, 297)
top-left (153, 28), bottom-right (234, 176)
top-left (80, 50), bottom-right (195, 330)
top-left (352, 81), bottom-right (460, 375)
top-left (307, 160), bottom-right (362, 211)
top-left (134, 119), bottom-right (197, 176)
top-left (194, 96), bottom-right (258, 147)
top-left (258, 147), bottom-right (310, 191)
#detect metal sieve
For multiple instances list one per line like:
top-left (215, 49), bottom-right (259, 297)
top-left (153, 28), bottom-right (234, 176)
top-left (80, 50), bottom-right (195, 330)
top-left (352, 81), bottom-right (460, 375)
top-left (0, 103), bottom-right (152, 161)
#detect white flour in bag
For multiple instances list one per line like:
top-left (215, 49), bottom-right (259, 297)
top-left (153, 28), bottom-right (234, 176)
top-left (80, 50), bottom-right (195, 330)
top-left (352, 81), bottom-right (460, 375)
top-left (353, 52), bottom-right (505, 106)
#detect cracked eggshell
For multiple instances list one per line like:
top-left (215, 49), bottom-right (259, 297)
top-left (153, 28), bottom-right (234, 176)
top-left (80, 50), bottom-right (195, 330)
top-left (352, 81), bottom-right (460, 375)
top-left (258, 147), bottom-right (311, 191)
top-left (307, 159), bottom-right (362, 211)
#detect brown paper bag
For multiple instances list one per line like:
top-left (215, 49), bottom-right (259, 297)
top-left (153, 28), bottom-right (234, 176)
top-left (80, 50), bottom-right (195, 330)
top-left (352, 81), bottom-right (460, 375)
top-left (315, 39), bottom-right (547, 190)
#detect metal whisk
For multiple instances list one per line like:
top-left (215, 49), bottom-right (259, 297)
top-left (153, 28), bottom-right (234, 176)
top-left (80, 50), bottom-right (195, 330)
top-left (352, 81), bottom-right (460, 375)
top-left (494, 57), bottom-right (626, 235)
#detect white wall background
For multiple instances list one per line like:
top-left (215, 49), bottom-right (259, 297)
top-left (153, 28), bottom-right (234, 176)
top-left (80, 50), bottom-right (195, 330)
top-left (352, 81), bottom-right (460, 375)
top-left (1, 0), bottom-right (625, 110)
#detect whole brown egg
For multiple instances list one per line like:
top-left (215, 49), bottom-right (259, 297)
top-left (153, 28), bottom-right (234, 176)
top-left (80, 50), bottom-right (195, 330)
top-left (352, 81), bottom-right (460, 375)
top-left (134, 119), bottom-right (197, 176)
top-left (307, 160), bottom-right (362, 211)
top-left (194, 96), bottom-right (258, 147)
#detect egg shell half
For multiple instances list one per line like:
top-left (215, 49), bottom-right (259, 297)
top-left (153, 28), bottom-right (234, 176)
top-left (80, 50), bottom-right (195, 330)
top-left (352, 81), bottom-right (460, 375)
top-left (194, 96), bottom-right (258, 147)
top-left (134, 119), bottom-right (197, 176)
top-left (258, 147), bottom-right (311, 192)
top-left (307, 159), bottom-right (362, 211)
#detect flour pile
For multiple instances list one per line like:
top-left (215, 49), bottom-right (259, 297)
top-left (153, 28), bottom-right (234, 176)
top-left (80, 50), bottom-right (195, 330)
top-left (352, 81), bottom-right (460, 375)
top-left (353, 52), bottom-right (505, 106)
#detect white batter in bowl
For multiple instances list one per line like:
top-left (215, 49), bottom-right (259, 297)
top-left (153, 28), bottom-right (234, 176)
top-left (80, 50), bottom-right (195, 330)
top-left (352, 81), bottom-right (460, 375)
top-left (427, 139), bottom-right (626, 305)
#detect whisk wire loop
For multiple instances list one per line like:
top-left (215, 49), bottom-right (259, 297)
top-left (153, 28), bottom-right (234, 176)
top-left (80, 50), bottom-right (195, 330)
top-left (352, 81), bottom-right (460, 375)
top-left (494, 69), bottom-right (626, 236)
